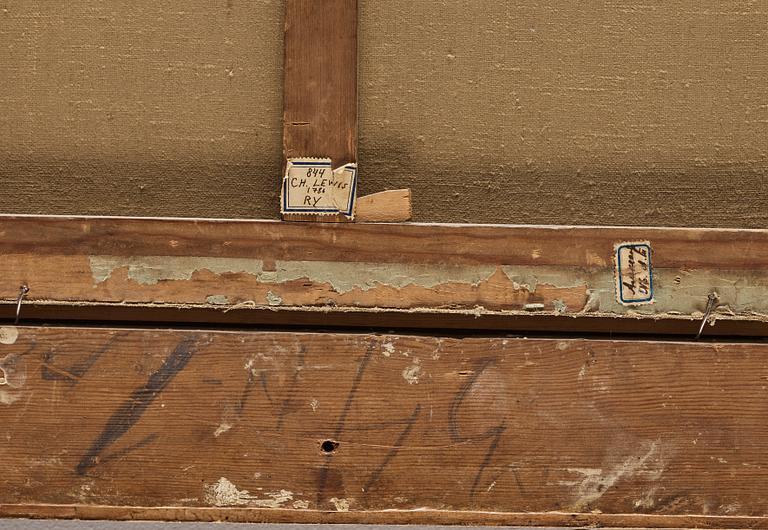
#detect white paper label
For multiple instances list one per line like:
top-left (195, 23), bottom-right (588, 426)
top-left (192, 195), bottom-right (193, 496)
top-left (281, 158), bottom-right (357, 217)
top-left (614, 241), bottom-right (654, 306)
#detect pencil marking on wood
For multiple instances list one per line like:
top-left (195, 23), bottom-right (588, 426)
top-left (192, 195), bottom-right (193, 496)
top-left (3, 327), bottom-right (768, 524)
top-left (448, 357), bottom-right (499, 443)
top-left (334, 343), bottom-right (375, 439)
top-left (363, 403), bottom-right (422, 493)
top-left (275, 346), bottom-right (306, 431)
top-left (447, 356), bottom-right (508, 498)
top-left (41, 336), bottom-right (116, 385)
top-left (471, 425), bottom-right (507, 499)
top-left (236, 370), bottom-right (257, 414)
top-left (98, 433), bottom-right (160, 466)
top-left (317, 343), bottom-right (375, 504)
top-left (510, 466), bottom-right (527, 495)
top-left (75, 336), bottom-right (198, 475)
top-left (245, 356), bottom-right (273, 405)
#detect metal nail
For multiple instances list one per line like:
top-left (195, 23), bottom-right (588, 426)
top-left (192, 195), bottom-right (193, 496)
top-left (696, 293), bottom-right (718, 340)
top-left (14, 285), bottom-right (29, 325)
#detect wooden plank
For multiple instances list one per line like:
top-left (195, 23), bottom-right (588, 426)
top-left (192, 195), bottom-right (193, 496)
top-left (2, 325), bottom-right (768, 526)
top-left (2, 215), bottom-right (768, 334)
top-left (356, 189), bottom-right (412, 222)
top-left (282, 0), bottom-right (357, 222)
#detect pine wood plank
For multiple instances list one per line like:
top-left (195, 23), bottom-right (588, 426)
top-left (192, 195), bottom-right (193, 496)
top-left (2, 326), bottom-right (768, 526)
top-left (2, 216), bottom-right (768, 333)
top-left (355, 189), bottom-right (412, 222)
top-left (282, 0), bottom-right (357, 222)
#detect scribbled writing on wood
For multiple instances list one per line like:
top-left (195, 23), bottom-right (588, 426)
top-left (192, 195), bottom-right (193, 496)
top-left (29, 333), bottom-right (520, 510)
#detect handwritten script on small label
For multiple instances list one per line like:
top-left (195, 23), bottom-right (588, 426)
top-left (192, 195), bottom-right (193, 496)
top-left (281, 158), bottom-right (357, 218)
top-left (614, 241), bottom-right (654, 306)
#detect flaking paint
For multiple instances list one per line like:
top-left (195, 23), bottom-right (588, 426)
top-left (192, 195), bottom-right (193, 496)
top-left (87, 255), bottom-right (768, 317)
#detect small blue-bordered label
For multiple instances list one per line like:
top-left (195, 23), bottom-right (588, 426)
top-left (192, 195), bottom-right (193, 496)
top-left (281, 158), bottom-right (357, 218)
top-left (615, 241), bottom-right (654, 306)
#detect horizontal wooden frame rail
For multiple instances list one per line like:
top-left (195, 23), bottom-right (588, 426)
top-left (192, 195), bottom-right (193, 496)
top-left (2, 325), bottom-right (768, 526)
top-left (1, 215), bottom-right (768, 335)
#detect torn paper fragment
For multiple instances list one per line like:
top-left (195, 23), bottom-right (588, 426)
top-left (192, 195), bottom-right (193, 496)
top-left (281, 158), bottom-right (357, 218)
top-left (614, 241), bottom-right (654, 306)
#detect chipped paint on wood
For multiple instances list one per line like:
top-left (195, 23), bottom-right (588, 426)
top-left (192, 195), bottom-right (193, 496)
top-left (330, 498), bottom-right (351, 512)
top-left (0, 351), bottom-right (26, 405)
top-left (0, 326), bottom-right (19, 345)
top-left (564, 440), bottom-right (666, 511)
top-left (402, 361), bottom-right (422, 385)
top-left (79, 255), bottom-right (768, 319)
top-left (0, 390), bottom-right (20, 405)
top-left (206, 295), bottom-right (229, 306)
top-left (88, 256), bottom-right (508, 293)
top-left (381, 340), bottom-right (395, 357)
top-left (265, 291), bottom-right (283, 306)
top-left (204, 478), bottom-right (294, 509)
top-left (2, 327), bottom-right (768, 523)
top-left (2, 218), bottom-right (768, 328)
top-left (213, 422), bottom-right (232, 437)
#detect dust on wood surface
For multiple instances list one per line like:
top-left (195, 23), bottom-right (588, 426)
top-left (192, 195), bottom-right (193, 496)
top-left (2, 326), bottom-right (768, 526)
top-left (2, 216), bottom-right (768, 330)
top-left (1, 1), bottom-right (767, 227)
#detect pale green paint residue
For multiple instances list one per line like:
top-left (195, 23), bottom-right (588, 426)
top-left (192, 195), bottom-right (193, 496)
top-left (206, 295), bottom-right (230, 305)
top-left (89, 256), bottom-right (265, 286)
top-left (500, 266), bottom-right (590, 290)
top-left (266, 291), bottom-right (283, 306)
top-left (553, 299), bottom-right (568, 314)
top-left (86, 255), bottom-right (768, 316)
top-left (88, 255), bottom-right (501, 293)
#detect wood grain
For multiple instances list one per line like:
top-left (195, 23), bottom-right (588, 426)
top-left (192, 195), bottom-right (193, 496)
top-left (2, 325), bottom-right (768, 526)
top-left (282, 0), bottom-right (357, 222)
top-left (2, 215), bottom-right (768, 333)
top-left (355, 189), bottom-right (412, 222)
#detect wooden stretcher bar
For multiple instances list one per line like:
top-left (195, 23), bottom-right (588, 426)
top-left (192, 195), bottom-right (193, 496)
top-left (2, 326), bottom-right (768, 526)
top-left (1, 215), bottom-right (768, 335)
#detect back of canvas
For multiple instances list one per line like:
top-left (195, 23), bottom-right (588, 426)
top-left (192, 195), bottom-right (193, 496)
top-left (1, 1), bottom-right (766, 226)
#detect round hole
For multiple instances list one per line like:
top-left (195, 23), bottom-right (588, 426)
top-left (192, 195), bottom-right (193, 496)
top-left (320, 440), bottom-right (339, 453)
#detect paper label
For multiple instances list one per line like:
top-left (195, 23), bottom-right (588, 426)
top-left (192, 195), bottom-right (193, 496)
top-left (281, 158), bottom-right (357, 218)
top-left (614, 241), bottom-right (654, 306)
